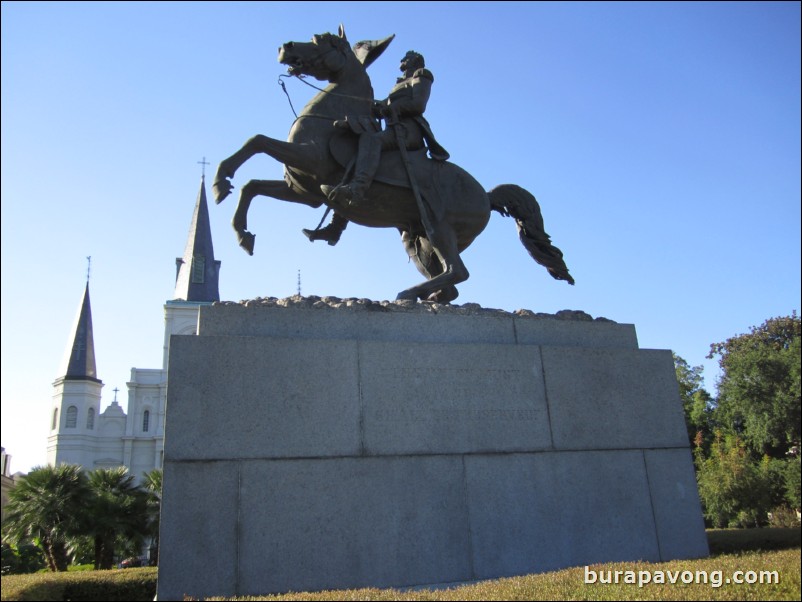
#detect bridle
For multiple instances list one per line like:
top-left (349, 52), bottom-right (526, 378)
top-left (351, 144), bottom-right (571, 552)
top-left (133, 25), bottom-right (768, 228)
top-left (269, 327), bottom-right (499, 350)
top-left (278, 39), bottom-right (378, 118)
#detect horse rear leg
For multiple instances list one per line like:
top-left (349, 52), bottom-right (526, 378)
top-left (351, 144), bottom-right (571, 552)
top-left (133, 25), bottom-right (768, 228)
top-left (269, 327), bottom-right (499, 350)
top-left (400, 232), bottom-right (457, 303)
top-left (397, 223), bottom-right (468, 303)
top-left (232, 179), bottom-right (322, 255)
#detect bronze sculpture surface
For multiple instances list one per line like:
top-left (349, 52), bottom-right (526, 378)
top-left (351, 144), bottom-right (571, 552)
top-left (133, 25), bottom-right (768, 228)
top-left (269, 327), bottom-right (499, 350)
top-left (214, 26), bottom-right (573, 303)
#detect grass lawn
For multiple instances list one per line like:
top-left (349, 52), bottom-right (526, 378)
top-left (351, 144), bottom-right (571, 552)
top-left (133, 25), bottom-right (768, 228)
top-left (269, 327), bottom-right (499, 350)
top-left (205, 528), bottom-right (802, 601)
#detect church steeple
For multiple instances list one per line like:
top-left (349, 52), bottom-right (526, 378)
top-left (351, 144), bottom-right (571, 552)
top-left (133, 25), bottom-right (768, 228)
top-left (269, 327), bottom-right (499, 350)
top-left (49, 275), bottom-right (104, 468)
top-left (60, 281), bottom-right (100, 383)
top-left (173, 174), bottom-right (221, 302)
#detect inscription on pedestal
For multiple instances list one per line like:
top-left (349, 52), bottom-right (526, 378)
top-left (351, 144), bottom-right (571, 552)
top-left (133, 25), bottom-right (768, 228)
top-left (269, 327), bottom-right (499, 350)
top-left (359, 340), bottom-right (552, 455)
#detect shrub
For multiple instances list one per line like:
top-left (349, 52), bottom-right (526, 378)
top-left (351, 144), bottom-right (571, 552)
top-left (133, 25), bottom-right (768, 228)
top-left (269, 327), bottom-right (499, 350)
top-left (768, 506), bottom-right (801, 528)
top-left (0, 566), bottom-right (157, 601)
top-left (1, 543), bottom-right (45, 576)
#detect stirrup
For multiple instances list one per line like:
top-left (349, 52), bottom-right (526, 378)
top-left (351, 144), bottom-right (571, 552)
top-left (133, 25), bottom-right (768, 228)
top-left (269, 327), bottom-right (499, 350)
top-left (322, 183), bottom-right (365, 206)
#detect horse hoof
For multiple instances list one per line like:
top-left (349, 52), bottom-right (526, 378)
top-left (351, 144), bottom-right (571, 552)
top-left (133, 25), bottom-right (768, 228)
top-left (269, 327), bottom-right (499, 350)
top-left (213, 179), bottom-right (232, 204)
top-left (395, 291), bottom-right (418, 303)
top-left (427, 287), bottom-right (459, 304)
top-left (237, 231), bottom-right (255, 256)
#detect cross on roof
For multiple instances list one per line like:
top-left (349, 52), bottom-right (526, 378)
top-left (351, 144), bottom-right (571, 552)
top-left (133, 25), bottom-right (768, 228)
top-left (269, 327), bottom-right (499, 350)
top-left (197, 156), bottom-right (210, 178)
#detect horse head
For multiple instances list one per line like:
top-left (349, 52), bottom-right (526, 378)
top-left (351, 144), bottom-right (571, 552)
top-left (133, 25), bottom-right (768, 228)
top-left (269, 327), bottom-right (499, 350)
top-left (278, 25), bottom-right (394, 82)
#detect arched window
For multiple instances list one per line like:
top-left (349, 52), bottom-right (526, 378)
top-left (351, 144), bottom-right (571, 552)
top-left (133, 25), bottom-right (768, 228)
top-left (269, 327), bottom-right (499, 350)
top-left (66, 406), bottom-right (78, 428)
top-left (52, 408), bottom-right (59, 430)
top-left (87, 407), bottom-right (95, 430)
top-left (143, 410), bottom-right (150, 433)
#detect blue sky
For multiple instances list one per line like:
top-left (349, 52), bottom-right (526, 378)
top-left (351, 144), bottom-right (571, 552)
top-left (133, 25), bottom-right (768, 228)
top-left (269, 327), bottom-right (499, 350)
top-left (2, 1), bottom-right (800, 474)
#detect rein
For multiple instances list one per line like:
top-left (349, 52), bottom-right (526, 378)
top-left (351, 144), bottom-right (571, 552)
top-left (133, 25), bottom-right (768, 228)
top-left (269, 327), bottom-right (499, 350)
top-left (276, 66), bottom-right (372, 233)
top-left (278, 73), bottom-right (376, 118)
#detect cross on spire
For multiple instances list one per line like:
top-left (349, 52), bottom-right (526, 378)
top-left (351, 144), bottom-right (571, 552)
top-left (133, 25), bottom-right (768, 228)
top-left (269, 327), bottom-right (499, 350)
top-left (197, 156), bottom-right (210, 178)
top-left (113, 387), bottom-right (119, 402)
top-left (86, 256), bottom-right (91, 282)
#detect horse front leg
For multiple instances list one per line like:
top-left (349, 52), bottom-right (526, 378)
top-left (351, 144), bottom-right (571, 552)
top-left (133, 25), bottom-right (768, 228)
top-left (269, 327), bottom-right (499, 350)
top-left (232, 179), bottom-right (322, 255)
top-left (213, 135), bottom-right (321, 204)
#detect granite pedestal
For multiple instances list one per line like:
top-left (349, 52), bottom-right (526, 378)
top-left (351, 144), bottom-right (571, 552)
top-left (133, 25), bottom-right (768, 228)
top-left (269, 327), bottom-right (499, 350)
top-left (156, 299), bottom-right (708, 600)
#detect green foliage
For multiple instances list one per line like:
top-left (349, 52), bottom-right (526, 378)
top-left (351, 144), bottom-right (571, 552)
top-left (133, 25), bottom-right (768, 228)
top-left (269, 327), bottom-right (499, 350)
top-left (66, 536), bottom-right (96, 567)
top-left (66, 563), bottom-right (96, 572)
top-left (708, 313), bottom-right (801, 459)
top-left (1, 543), bottom-right (45, 576)
top-left (768, 506), bottom-right (801, 528)
top-left (673, 353), bottom-right (714, 448)
top-left (691, 314), bottom-right (801, 528)
top-left (706, 526), bottom-right (802, 554)
top-left (783, 455), bottom-right (801, 510)
top-left (141, 468), bottom-right (162, 566)
top-left (2, 464), bottom-right (155, 573)
top-left (694, 432), bottom-right (777, 528)
top-left (1, 464), bottom-right (90, 571)
top-left (83, 467), bottom-right (149, 570)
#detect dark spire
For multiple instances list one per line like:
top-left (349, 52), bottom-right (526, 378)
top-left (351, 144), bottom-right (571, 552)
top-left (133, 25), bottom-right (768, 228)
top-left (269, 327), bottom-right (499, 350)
top-left (61, 282), bottom-right (101, 382)
top-left (174, 175), bottom-right (221, 302)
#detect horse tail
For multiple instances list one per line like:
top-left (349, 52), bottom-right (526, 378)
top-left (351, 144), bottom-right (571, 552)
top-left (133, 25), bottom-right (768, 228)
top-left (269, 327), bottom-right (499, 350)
top-left (488, 184), bottom-right (575, 285)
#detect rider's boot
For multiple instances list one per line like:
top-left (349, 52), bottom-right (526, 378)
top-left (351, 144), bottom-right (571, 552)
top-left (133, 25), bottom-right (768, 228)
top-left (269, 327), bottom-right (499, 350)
top-left (302, 212), bottom-right (349, 246)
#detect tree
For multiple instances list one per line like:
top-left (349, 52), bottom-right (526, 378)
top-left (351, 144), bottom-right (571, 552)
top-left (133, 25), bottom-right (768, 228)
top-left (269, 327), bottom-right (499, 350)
top-left (83, 467), bottom-right (149, 570)
top-left (708, 313), bottom-right (801, 459)
top-left (673, 353), bottom-right (715, 448)
top-left (142, 468), bottom-right (162, 566)
top-left (1, 464), bottom-right (89, 571)
top-left (784, 455), bottom-right (801, 511)
top-left (694, 431), bottom-right (775, 527)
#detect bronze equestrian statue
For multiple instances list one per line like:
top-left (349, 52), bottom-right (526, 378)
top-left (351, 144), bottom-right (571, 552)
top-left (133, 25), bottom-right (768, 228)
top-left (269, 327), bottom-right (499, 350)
top-left (213, 26), bottom-right (573, 303)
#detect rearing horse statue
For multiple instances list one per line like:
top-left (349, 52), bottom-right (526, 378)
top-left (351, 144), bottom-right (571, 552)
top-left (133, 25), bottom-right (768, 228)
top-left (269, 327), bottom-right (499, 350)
top-left (213, 26), bottom-right (574, 303)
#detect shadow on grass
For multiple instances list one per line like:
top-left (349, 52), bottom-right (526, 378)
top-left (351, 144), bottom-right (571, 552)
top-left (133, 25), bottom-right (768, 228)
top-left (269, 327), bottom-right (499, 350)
top-left (707, 527), bottom-right (802, 555)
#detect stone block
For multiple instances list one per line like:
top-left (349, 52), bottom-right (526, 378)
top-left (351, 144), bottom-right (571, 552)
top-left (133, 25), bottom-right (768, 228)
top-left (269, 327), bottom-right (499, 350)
top-left (464, 450), bottom-right (660, 578)
top-left (513, 316), bottom-right (638, 348)
top-left (165, 335), bottom-right (362, 460)
top-left (157, 461), bottom-right (238, 601)
top-left (237, 456), bottom-right (471, 594)
top-left (644, 448), bottom-right (710, 560)
top-left (543, 347), bottom-right (689, 450)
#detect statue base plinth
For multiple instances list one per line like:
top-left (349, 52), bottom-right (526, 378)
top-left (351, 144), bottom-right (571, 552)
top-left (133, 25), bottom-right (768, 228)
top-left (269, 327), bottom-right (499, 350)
top-left (157, 300), bottom-right (708, 600)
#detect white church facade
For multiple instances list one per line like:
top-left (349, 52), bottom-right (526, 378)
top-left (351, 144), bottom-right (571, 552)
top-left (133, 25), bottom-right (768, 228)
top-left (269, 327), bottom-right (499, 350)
top-left (46, 177), bottom-right (221, 481)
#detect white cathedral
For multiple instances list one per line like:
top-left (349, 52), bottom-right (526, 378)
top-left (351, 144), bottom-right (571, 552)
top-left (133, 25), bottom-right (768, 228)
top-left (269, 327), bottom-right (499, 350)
top-left (46, 176), bottom-right (221, 480)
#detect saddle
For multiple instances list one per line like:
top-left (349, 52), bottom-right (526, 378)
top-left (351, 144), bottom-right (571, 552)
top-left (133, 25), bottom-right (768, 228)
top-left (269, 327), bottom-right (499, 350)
top-left (328, 128), bottom-right (447, 223)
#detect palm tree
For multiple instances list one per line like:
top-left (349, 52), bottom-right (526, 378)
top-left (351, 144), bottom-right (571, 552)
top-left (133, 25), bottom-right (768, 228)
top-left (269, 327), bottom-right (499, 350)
top-left (84, 467), bottom-right (149, 569)
top-left (141, 468), bottom-right (162, 566)
top-left (1, 464), bottom-right (89, 571)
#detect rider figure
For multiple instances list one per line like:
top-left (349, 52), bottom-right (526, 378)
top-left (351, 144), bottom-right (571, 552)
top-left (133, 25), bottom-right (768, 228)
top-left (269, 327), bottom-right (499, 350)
top-left (303, 50), bottom-right (449, 245)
